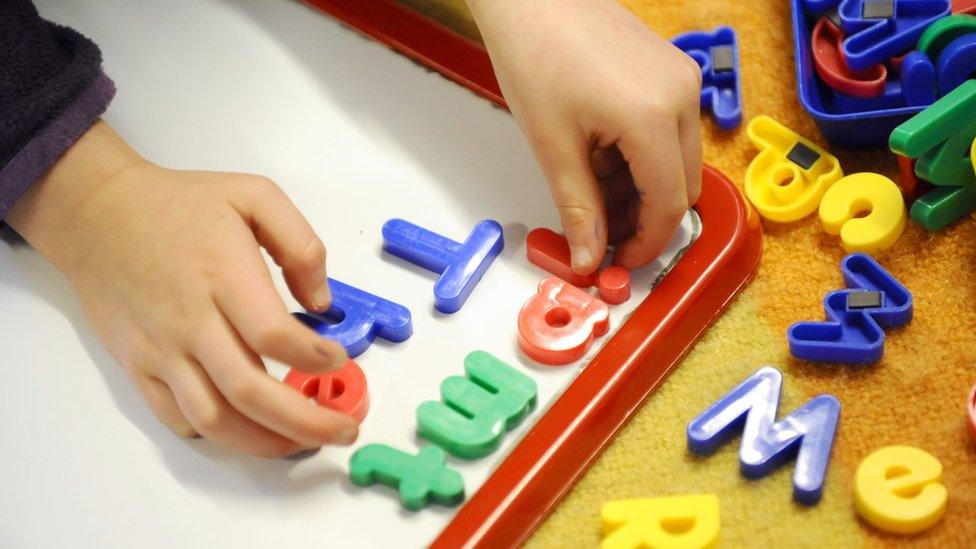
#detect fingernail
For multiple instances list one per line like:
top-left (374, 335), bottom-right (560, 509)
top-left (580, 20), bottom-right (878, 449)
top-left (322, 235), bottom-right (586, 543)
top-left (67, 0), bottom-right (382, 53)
top-left (312, 285), bottom-right (331, 312)
top-left (337, 425), bottom-right (358, 445)
top-left (570, 245), bottom-right (593, 271)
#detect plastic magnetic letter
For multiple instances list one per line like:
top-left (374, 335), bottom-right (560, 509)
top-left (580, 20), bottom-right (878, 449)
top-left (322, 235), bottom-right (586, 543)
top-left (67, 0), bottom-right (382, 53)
top-left (294, 278), bottom-right (412, 358)
top-left (789, 253), bottom-right (913, 363)
top-left (918, 13), bottom-right (976, 61)
top-left (812, 16), bottom-right (887, 98)
top-left (899, 51), bottom-right (938, 106)
top-left (283, 358), bottom-right (370, 423)
top-left (916, 14), bottom-right (976, 95)
top-left (416, 351), bottom-right (537, 459)
top-left (518, 277), bottom-right (611, 365)
top-left (672, 26), bottom-right (743, 129)
top-left (687, 367), bottom-right (840, 505)
top-left (890, 80), bottom-right (976, 230)
top-left (526, 227), bottom-right (598, 287)
top-left (382, 218), bottom-right (504, 314)
top-left (818, 172), bottom-right (907, 252)
top-left (744, 115), bottom-right (844, 222)
top-left (348, 444), bottom-right (465, 511)
top-left (895, 154), bottom-right (928, 198)
top-left (601, 495), bottom-right (720, 549)
top-left (934, 33), bottom-right (976, 95)
top-left (854, 446), bottom-right (948, 534)
top-left (598, 266), bottom-right (632, 305)
top-left (838, 0), bottom-right (951, 70)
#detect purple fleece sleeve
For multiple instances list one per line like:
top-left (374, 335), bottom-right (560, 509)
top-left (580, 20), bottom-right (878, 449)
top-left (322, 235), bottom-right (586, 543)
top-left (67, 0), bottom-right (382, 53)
top-left (0, 0), bottom-right (116, 221)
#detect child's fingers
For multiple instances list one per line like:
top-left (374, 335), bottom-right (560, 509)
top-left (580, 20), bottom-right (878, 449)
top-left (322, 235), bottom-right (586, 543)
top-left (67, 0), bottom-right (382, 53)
top-left (607, 201), bottom-right (638, 245)
top-left (613, 121), bottom-right (688, 269)
top-left (232, 176), bottom-right (332, 314)
top-left (212, 229), bottom-right (346, 374)
top-left (131, 373), bottom-right (197, 439)
top-left (591, 146), bottom-right (627, 178)
top-left (163, 358), bottom-right (306, 457)
top-left (599, 170), bottom-right (639, 211)
top-left (193, 318), bottom-right (359, 448)
top-left (531, 128), bottom-right (608, 274)
top-left (678, 108), bottom-right (703, 205)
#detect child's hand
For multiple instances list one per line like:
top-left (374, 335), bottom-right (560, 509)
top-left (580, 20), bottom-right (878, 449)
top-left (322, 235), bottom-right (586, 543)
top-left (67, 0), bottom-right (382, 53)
top-left (468, 0), bottom-right (703, 273)
top-left (6, 121), bottom-right (357, 457)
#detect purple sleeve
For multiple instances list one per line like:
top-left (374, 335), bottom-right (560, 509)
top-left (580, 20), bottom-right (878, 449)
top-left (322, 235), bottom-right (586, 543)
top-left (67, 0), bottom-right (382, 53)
top-left (0, 0), bottom-right (116, 221)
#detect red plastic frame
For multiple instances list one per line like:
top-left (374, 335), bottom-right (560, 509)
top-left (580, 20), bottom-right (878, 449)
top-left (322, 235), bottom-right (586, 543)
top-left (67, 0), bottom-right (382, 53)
top-left (301, 1), bottom-right (762, 546)
top-left (968, 383), bottom-right (976, 440)
top-left (302, 0), bottom-right (505, 107)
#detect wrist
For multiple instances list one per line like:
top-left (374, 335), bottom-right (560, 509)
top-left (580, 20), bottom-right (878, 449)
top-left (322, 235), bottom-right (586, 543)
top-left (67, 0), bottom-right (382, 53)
top-left (5, 120), bottom-right (149, 272)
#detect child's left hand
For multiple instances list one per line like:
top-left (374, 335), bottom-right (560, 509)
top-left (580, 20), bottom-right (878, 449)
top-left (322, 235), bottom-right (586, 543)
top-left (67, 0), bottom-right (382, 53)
top-left (467, 0), bottom-right (703, 274)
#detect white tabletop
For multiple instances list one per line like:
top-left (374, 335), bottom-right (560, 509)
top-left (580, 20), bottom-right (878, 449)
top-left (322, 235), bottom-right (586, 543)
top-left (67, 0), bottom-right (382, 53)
top-left (0, 1), bottom-right (697, 547)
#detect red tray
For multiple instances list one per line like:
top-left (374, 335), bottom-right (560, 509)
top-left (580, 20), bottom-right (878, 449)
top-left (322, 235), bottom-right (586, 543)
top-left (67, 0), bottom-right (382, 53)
top-left (303, 1), bottom-right (762, 546)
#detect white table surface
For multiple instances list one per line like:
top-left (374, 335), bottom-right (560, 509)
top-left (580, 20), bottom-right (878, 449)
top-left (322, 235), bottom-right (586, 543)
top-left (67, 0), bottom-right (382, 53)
top-left (0, 1), bottom-right (698, 547)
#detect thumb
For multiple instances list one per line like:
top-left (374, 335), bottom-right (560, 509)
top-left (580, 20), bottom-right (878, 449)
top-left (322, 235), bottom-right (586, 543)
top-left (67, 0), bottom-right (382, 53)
top-left (531, 130), bottom-right (607, 274)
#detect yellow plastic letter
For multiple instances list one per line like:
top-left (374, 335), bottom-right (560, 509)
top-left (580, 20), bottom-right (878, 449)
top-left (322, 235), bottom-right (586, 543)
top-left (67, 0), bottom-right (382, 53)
top-left (744, 115), bottom-right (843, 222)
top-left (601, 494), bottom-right (720, 549)
top-left (854, 446), bottom-right (948, 535)
top-left (819, 172), bottom-right (907, 252)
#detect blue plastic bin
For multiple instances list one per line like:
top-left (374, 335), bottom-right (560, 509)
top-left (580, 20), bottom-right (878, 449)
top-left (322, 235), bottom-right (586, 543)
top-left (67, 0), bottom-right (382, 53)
top-left (792, 0), bottom-right (928, 148)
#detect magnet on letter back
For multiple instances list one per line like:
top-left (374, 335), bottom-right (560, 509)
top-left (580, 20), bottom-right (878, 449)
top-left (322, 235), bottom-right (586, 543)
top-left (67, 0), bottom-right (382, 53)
top-left (744, 115), bottom-right (844, 222)
top-left (518, 277), bottom-right (611, 365)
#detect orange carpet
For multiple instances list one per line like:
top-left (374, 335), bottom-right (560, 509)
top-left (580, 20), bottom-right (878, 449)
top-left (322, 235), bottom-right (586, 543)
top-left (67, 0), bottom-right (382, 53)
top-left (397, 1), bottom-right (976, 546)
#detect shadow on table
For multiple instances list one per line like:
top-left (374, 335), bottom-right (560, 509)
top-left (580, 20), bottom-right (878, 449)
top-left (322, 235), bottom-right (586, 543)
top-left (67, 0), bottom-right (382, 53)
top-left (213, 0), bottom-right (554, 228)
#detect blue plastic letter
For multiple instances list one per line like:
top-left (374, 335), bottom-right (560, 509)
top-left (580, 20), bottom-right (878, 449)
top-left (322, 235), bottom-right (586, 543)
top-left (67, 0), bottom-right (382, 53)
top-left (295, 278), bottom-right (413, 357)
top-left (788, 253), bottom-right (912, 363)
top-left (672, 26), bottom-right (743, 130)
top-left (839, 0), bottom-right (950, 71)
top-left (382, 219), bottom-right (504, 314)
top-left (935, 33), bottom-right (976, 95)
top-left (687, 366), bottom-right (841, 505)
top-left (900, 51), bottom-right (938, 107)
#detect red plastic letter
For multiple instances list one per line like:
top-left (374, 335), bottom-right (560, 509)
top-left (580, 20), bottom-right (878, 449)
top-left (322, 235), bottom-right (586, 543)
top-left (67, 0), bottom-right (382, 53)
top-left (597, 266), bottom-right (632, 305)
top-left (284, 358), bottom-right (370, 423)
top-left (526, 228), bottom-right (598, 287)
top-left (517, 277), bottom-right (611, 365)
top-left (811, 16), bottom-right (886, 98)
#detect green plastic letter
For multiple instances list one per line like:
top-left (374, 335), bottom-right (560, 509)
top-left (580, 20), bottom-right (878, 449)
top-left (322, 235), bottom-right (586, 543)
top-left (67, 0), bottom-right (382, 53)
top-left (417, 350), bottom-right (537, 459)
top-left (890, 80), bottom-right (976, 230)
top-left (349, 444), bottom-right (464, 511)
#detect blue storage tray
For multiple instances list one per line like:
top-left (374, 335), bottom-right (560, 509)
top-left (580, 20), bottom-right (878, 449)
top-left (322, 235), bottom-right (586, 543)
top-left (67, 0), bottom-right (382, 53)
top-left (792, 0), bottom-right (927, 148)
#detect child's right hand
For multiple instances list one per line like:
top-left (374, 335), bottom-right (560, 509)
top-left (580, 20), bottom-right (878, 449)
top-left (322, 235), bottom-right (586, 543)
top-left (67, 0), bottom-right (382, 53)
top-left (6, 121), bottom-right (358, 457)
top-left (467, 0), bottom-right (703, 274)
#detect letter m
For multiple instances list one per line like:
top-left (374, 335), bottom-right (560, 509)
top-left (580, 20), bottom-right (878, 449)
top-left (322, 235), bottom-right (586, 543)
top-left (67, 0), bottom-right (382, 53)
top-left (686, 367), bottom-right (841, 504)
